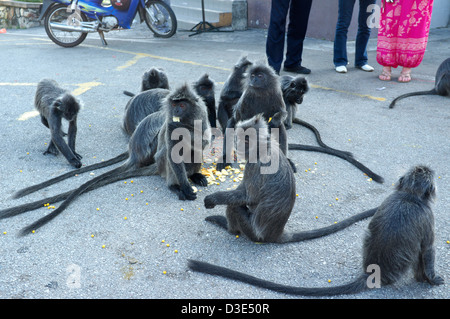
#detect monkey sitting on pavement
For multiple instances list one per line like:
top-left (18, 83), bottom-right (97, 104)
top-left (189, 165), bottom-right (444, 296)
top-left (203, 114), bottom-right (378, 243)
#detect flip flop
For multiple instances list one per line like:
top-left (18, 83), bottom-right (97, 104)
top-left (398, 72), bottom-right (412, 83)
top-left (378, 70), bottom-right (391, 81)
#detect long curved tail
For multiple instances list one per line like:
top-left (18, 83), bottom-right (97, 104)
top-left (18, 164), bottom-right (158, 236)
top-left (188, 260), bottom-right (369, 296)
top-left (292, 118), bottom-right (353, 157)
top-left (0, 165), bottom-right (157, 222)
top-left (288, 143), bottom-right (384, 183)
top-left (389, 89), bottom-right (436, 109)
top-left (13, 152), bottom-right (129, 199)
top-left (280, 207), bottom-right (377, 243)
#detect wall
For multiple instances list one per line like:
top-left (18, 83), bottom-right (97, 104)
top-left (0, 0), bottom-right (42, 29)
top-left (247, 0), bottom-right (449, 40)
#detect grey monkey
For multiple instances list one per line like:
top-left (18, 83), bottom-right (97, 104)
top-left (123, 67), bottom-right (169, 97)
top-left (1, 84), bottom-right (210, 235)
top-left (390, 58), bottom-right (450, 108)
top-left (123, 73), bottom-right (216, 135)
top-left (34, 79), bottom-right (83, 168)
top-left (189, 165), bottom-right (444, 296)
top-left (216, 61), bottom-right (294, 172)
top-left (204, 114), bottom-right (377, 243)
top-left (217, 56), bottom-right (253, 132)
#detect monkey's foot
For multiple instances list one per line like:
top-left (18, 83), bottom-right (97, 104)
top-left (190, 173), bottom-right (208, 186)
top-left (205, 215), bottom-right (228, 230)
top-left (170, 184), bottom-right (197, 201)
top-left (43, 149), bottom-right (59, 156)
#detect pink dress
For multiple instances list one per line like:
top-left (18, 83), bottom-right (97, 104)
top-left (376, 0), bottom-right (434, 69)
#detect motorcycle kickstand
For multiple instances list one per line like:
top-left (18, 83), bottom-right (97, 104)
top-left (98, 30), bottom-right (108, 45)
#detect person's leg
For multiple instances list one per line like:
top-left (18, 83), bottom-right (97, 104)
top-left (333, 0), bottom-right (356, 67)
top-left (283, 0), bottom-right (313, 70)
top-left (355, 0), bottom-right (376, 68)
top-left (266, 0), bottom-right (290, 74)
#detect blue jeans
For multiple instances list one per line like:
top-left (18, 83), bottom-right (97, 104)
top-left (266, 0), bottom-right (313, 73)
top-left (333, 0), bottom-right (376, 67)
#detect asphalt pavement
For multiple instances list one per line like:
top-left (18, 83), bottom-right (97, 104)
top-left (0, 21), bottom-right (449, 305)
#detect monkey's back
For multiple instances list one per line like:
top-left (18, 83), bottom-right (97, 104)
top-left (234, 88), bottom-right (286, 123)
top-left (123, 88), bottom-right (170, 135)
top-left (35, 79), bottom-right (67, 117)
top-left (435, 58), bottom-right (450, 96)
top-left (244, 154), bottom-right (296, 241)
top-left (362, 191), bottom-right (434, 284)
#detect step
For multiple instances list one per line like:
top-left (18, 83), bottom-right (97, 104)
top-left (170, 0), bottom-right (234, 30)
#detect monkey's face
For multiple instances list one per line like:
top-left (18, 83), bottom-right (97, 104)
top-left (249, 71), bottom-right (268, 89)
top-left (286, 78), bottom-right (309, 104)
top-left (56, 95), bottom-right (80, 121)
top-left (171, 100), bottom-right (190, 120)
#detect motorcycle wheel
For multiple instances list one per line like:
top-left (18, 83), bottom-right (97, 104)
top-left (144, 0), bottom-right (177, 38)
top-left (44, 4), bottom-right (88, 48)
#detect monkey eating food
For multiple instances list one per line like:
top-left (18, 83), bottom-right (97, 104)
top-left (203, 114), bottom-right (377, 243)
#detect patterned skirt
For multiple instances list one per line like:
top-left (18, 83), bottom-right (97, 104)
top-left (376, 0), bottom-right (434, 68)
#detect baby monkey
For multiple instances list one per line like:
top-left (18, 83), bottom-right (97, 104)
top-left (35, 79), bottom-right (83, 168)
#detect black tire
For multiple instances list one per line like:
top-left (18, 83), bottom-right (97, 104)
top-left (44, 4), bottom-right (88, 48)
top-left (144, 0), bottom-right (177, 38)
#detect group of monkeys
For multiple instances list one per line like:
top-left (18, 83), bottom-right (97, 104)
top-left (1, 56), bottom-right (449, 297)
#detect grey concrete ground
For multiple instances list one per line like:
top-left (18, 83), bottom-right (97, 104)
top-left (0, 21), bottom-right (449, 304)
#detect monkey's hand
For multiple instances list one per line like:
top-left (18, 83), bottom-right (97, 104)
top-left (73, 152), bottom-right (83, 160)
top-left (204, 195), bottom-right (216, 209)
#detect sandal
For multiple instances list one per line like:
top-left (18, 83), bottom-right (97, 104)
top-left (398, 68), bottom-right (412, 83)
top-left (378, 66), bottom-right (391, 81)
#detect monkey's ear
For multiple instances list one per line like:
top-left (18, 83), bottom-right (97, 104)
top-left (395, 176), bottom-right (404, 191)
top-left (423, 183), bottom-right (436, 201)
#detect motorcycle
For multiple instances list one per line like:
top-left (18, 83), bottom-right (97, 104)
top-left (38, 0), bottom-right (177, 47)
